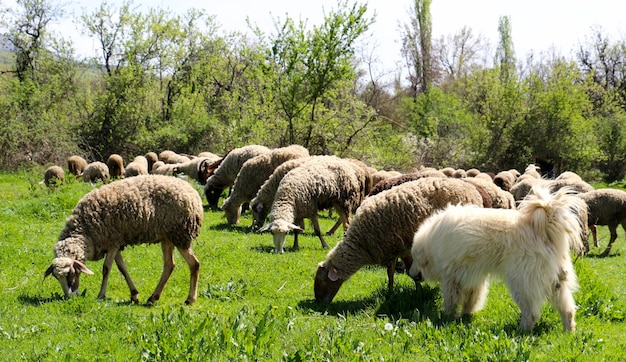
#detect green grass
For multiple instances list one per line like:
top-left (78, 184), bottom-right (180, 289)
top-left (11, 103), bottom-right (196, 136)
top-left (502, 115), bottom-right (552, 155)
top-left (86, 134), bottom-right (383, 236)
top-left (1, 169), bottom-right (626, 361)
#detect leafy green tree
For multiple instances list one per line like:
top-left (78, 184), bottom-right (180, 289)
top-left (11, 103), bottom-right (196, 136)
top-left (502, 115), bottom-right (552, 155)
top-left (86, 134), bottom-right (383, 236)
top-left (401, 0), bottom-right (434, 97)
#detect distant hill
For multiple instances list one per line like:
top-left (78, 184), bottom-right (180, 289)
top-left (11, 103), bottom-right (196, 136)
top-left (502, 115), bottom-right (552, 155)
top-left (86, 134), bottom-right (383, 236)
top-left (0, 35), bottom-right (14, 52)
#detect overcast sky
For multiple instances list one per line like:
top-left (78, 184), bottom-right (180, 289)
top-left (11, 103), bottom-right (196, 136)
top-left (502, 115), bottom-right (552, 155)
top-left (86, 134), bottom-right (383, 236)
top-left (5, 0), bottom-right (625, 74)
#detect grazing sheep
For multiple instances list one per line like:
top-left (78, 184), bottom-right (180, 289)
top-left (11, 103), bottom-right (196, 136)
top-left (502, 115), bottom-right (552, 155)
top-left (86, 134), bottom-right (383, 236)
top-left (371, 170), bottom-right (403, 186)
top-left (461, 177), bottom-right (515, 209)
top-left (158, 150), bottom-right (177, 163)
top-left (466, 168), bottom-right (481, 177)
top-left (409, 186), bottom-right (586, 332)
top-left (44, 175), bottom-right (203, 305)
top-left (493, 169), bottom-right (520, 191)
top-left (82, 162), bottom-right (110, 184)
top-left (368, 172), bottom-right (428, 197)
top-left (419, 168), bottom-right (447, 178)
top-left (452, 169), bottom-right (467, 178)
top-left (145, 152), bottom-right (159, 172)
top-left (222, 145), bottom-right (309, 224)
top-left (510, 178), bottom-right (594, 202)
top-left (106, 154), bottom-right (125, 179)
top-left (67, 155), bottom-right (88, 178)
top-left (556, 171), bottom-right (583, 182)
top-left (440, 167), bottom-right (455, 177)
top-left (151, 161), bottom-right (165, 174)
top-left (173, 156), bottom-right (222, 183)
top-left (259, 157), bottom-right (368, 253)
top-left (125, 156), bottom-right (149, 177)
top-left (43, 165), bottom-right (65, 187)
top-left (250, 157), bottom-right (314, 228)
top-left (314, 177), bottom-right (485, 303)
top-left (577, 188), bottom-right (626, 256)
top-left (204, 145), bottom-right (271, 208)
top-left (198, 151), bottom-right (219, 159)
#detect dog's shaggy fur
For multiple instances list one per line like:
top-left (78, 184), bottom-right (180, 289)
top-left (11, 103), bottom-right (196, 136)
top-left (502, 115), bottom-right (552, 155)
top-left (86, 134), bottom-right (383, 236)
top-left (409, 186), bottom-right (587, 332)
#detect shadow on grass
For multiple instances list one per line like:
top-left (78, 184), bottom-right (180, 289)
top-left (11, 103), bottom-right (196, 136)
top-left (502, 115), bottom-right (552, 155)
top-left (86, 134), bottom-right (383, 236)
top-left (298, 283), bottom-right (446, 325)
top-left (18, 293), bottom-right (65, 305)
top-left (582, 250), bottom-right (621, 259)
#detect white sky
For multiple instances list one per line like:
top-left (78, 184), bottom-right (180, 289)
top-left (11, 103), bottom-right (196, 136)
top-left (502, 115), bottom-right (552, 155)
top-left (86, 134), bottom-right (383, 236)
top-left (5, 0), bottom-right (626, 74)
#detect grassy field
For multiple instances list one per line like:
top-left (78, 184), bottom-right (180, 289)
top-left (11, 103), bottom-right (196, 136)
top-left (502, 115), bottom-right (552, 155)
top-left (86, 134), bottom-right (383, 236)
top-left (1, 168), bottom-right (625, 361)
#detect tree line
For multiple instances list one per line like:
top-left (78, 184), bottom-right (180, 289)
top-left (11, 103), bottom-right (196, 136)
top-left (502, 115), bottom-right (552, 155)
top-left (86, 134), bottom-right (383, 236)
top-left (1, 0), bottom-right (625, 181)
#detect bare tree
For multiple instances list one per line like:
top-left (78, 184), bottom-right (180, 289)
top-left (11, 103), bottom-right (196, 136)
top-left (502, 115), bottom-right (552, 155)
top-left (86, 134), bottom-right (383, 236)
top-left (436, 26), bottom-right (489, 84)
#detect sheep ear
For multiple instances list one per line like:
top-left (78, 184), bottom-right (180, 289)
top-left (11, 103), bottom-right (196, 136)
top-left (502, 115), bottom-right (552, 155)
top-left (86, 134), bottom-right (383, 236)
top-left (73, 260), bottom-right (94, 275)
top-left (286, 222), bottom-right (304, 232)
top-left (258, 222), bottom-right (273, 233)
top-left (44, 265), bottom-right (55, 280)
top-left (328, 267), bottom-right (340, 282)
top-left (252, 202), bottom-right (263, 213)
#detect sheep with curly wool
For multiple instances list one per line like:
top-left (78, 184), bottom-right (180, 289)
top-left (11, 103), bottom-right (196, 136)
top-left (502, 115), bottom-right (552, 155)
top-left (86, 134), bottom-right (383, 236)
top-left (173, 156), bottom-right (222, 183)
top-left (124, 156), bottom-right (149, 177)
top-left (314, 177), bottom-right (485, 303)
top-left (259, 156), bottom-right (368, 254)
top-left (368, 172), bottom-right (429, 197)
top-left (577, 188), bottom-right (626, 256)
top-left (107, 154), bottom-right (125, 179)
top-left (461, 177), bottom-right (515, 209)
top-left (371, 170), bottom-right (403, 187)
top-left (67, 155), bottom-right (88, 178)
top-left (250, 157), bottom-right (315, 228)
top-left (493, 169), bottom-right (520, 191)
top-left (44, 165), bottom-right (65, 187)
top-left (222, 145), bottom-right (309, 224)
top-left (204, 145), bottom-right (271, 208)
top-left (44, 175), bottom-right (203, 305)
top-left (510, 177), bottom-right (593, 202)
top-left (82, 161), bottom-right (110, 184)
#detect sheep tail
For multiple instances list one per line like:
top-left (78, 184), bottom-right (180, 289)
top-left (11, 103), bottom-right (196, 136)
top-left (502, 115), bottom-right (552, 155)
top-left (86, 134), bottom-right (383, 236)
top-left (518, 185), bottom-right (586, 255)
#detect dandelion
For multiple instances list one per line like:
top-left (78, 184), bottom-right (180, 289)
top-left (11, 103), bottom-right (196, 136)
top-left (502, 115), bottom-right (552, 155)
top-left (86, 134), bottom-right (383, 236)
top-left (273, 305), bottom-right (278, 310)
top-left (384, 322), bottom-right (394, 331)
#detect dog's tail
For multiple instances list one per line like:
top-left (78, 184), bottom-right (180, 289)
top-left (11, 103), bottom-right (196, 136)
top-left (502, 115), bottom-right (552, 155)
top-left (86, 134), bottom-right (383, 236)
top-left (518, 185), bottom-right (587, 256)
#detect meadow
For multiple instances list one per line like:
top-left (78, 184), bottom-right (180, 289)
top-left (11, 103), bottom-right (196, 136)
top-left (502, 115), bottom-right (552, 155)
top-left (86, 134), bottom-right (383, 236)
top-left (1, 169), bottom-right (625, 361)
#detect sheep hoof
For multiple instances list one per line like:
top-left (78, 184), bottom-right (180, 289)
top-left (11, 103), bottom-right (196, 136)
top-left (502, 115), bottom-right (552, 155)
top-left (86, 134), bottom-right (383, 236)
top-left (184, 298), bottom-right (195, 305)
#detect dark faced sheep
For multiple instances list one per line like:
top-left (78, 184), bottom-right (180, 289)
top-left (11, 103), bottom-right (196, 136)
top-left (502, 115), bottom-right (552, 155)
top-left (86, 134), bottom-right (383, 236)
top-left (44, 175), bottom-right (203, 305)
top-left (314, 177), bottom-right (485, 303)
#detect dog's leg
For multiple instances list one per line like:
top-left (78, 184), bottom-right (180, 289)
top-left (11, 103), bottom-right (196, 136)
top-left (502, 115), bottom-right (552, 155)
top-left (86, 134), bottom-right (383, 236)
top-left (461, 280), bottom-right (490, 315)
top-left (441, 278), bottom-right (462, 318)
top-left (506, 276), bottom-right (541, 332)
top-left (551, 269), bottom-right (577, 332)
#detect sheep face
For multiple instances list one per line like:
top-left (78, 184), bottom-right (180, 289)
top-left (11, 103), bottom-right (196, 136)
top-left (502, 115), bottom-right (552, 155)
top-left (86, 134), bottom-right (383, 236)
top-left (314, 261), bottom-right (345, 303)
top-left (222, 198), bottom-right (242, 225)
top-left (204, 185), bottom-right (224, 209)
top-left (251, 202), bottom-right (268, 229)
top-left (259, 219), bottom-right (303, 253)
top-left (44, 257), bottom-right (94, 297)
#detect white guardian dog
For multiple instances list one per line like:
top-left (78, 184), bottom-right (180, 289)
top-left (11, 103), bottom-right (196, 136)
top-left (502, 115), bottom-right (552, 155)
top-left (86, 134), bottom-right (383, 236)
top-left (409, 186), bottom-right (587, 332)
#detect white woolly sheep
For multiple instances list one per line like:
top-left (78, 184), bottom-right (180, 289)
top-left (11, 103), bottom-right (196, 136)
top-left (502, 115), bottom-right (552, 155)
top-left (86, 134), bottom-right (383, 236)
top-left (67, 155), bottom-right (88, 177)
top-left (314, 177), bottom-right (485, 303)
top-left (125, 156), bottom-right (149, 177)
top-left (222, 145), bottom-right (310, 224)
top-left (107, 154), bottom-right (125, 179)
top-left (250, 157), bottom-right (314, 228)
top-left (259, 156), bottom-right (369, 254)
top-left (198, 151), bottom-right (219, 159)
top-left (466, 168), bottom-right (481, 177)
top-left (556, 171), bottom-right (583, 182)
top-left (158, 150), bottom-right (177, 163)
top-left (44, 175), bottom-right (203, 305)
top-left (577, 188), bottom-right (626, 256)
top-left (461, 177), bottom-right (515, 209)
top-left (510, 177), bottom-right (594, 202)
top-left (43, 165), bottom-right (65, 187)
top-left (82, 162), bottom-right (110, 184)
top-left (204, 145), bottom-right (271, 208)
top-left (440, 167), bottom-right (455, 177)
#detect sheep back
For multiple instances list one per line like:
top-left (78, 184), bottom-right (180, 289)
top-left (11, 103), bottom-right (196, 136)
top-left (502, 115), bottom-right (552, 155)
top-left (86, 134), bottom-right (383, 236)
top-left (82, 162), bottom-right (110, 184)
top-left (67, 155), bottom-right (87, 177)
top-left (55, 175), bottom-right (203, 261)
top-left (107, 154), bottom-right (125, 179)
top-left (44, 165), bottom-right (65, 187)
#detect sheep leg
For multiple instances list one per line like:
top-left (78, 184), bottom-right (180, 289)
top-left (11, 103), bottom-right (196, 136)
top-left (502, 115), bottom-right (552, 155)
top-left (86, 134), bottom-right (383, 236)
top-left (601, 225), bottom-right (618, 256)
top-left (114, 251), bottom-right (139, 304)
top-left (310, 214), bottom-right (329, 249)
top-left (386, 260), bottom-right (396, 290)
top-left (590, 224), bottom-right (598, 248)
top-left (325, 219), bottom-right (342, 235)
top-left (97, 249), bottom-right (118, 300)
top-left (147, 241), bottom-right (176, 305)
top-left (177, 247), bottom-right (200, 305)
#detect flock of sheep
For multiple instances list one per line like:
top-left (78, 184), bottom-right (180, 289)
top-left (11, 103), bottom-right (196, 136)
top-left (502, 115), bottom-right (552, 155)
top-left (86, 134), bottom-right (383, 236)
top-left (41, 144), bottom-right (626, 331)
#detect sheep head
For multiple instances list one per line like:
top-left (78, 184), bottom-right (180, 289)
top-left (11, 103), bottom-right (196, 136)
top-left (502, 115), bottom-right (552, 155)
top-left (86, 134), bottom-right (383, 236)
top-left (258, 219), bottom-right (304, 253)
top-left (44, 257), bottom-right (94, 297)
top-left (314, 261), bottom-right (345, 303)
